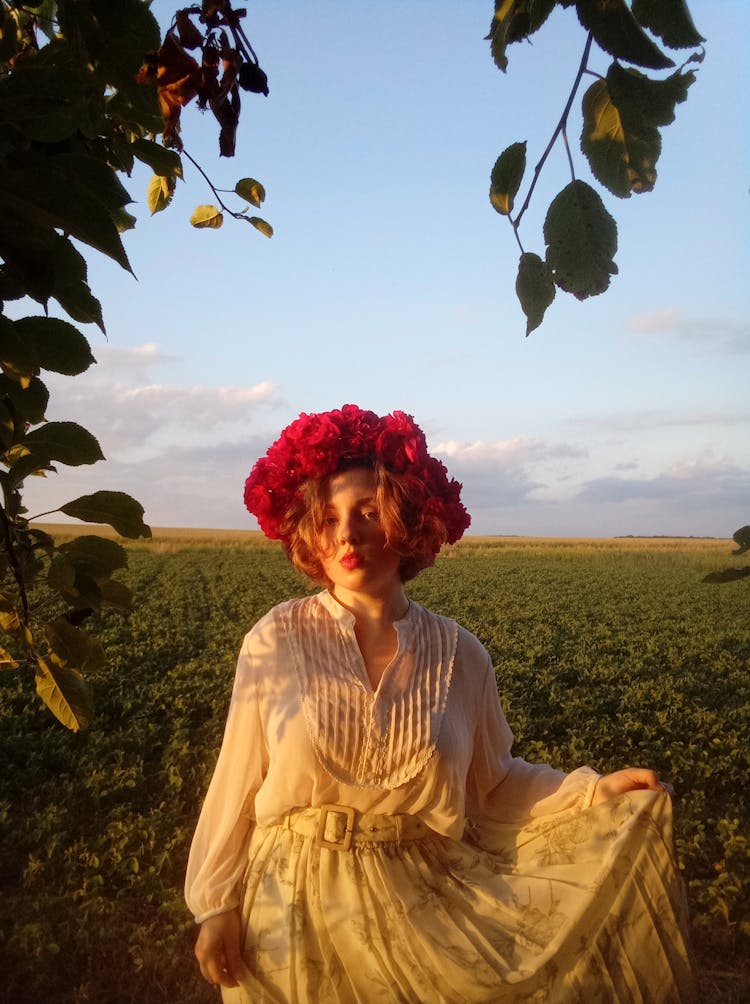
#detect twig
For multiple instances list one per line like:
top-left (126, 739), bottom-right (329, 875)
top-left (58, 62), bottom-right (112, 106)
top-left (511, 31), bottom-right (594, 233)
top-left (562, 125), bottom-right (576, 181)
top-left (181, 147), bottom-right (250, 223)
top-left (0, 497), bottom-right (30, 624)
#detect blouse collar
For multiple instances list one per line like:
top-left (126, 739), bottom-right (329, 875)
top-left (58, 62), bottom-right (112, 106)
top-left (315, 589), bottom-right (416, 635)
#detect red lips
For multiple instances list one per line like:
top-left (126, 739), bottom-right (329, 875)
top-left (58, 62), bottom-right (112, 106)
top-left (340, 552), bottom-right (363, 570)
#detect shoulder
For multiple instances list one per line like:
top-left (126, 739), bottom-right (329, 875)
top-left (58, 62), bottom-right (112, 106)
top-left (241, 595), bottom-right (317, 652)
top-left (234, 596), bottom-right (317, 692)
top-left (455, 623), bottom-right (492, 672)
top-left (411, 603), bottom-right (492, 674)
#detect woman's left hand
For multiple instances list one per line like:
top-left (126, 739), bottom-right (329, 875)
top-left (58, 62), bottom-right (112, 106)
top-left (591, 768), bottom-right (671, 806)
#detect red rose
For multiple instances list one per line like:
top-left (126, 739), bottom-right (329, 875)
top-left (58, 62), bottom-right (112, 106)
top-left (244, 405), bottom-right (470, 546)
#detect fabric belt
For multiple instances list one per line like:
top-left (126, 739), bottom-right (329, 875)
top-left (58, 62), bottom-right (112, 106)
top-left (278, 804), bottom-right (430, 852)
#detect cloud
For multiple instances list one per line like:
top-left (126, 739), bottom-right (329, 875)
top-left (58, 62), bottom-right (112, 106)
top-left (93, 342), bottom-right (180, 376)
top-left (23, 436), bottom-right (274, 530)
top-left (435, 436), bottom-right (585, 467)
top-left (432, 436), bottom-right (586, 509)
top-left (576, 456), bottom-right (750, 508)
top-left (40, 344), bottom-right (280, 457)
top-left (627, 310), bottom-right (750, 352)
top-left (112, 381), bottom-right (278, 425)
top-left (566, 408), bottom-right (750, 433)
top-left (20, 390), bottom-right (747, 538)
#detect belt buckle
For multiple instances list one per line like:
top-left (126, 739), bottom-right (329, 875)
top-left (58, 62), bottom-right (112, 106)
top-left (315, 804), bottom-right (355, 851)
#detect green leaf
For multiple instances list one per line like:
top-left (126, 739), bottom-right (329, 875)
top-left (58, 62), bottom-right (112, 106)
top-left (0, 265), bottom-right (27, 302)
top-left (111, 206), bottom-right (138, 233)
top-left (0, 65), bottom-right (94, 143)
top-left (490, 141), bottom-right (527, 215)
top-left (23, 421), bottom-right (105, 467)
top-left (0, 646), bottom-right (19, 671)
top-left (12, 317), bottom-right (96, 376)
top-left (0, 314), bottom-right (39, 387)
top-left (52, 154), bottom-right (133, 211)
top-left (5, 450), bottom-right (54, 486)
top-left (47, 558), bottom-right (102, 610)
top-left (0, 158), bottom-right (132, 273)
top-left (106, 82), bottom-right (164, 136)
top-left (59, 491), bottom-right (151, 540)
top-left (49, 235), bottom-right (105, 332)
top-left (132, 139), bottom-right (183, 178)
top-left (0, 398), bottom-right (13, 449)
top-left (35, 656), bottom-right (94, 731)
top-left (0, 599), bottom-right (34, 648)
top-left (631, 0), bottom-right (705, 49)
top-left (576, 0), bottom-right (674, 69)
top-left (607, 62), bottom-right (695, 128)
top-left (0, 214), bottom-right (56, 304)
top-left (544, 181), bottom-right (618, 300)
top-left (0, 375), bottom-right (49, 425)
top-left (45, 617), bottom-right (105, 674)
top-left (147, 174), bottom-right (176, 215)
top-left (0, 6), bottom-right (17, 64)
top-left (516, 252), bottom-right (556, 336)
top-left (99, 578), bottom-right (132, 611)
top-left (514, 0), bottom-right (557, 37)
top-left (583, 64), bottom-right (696, 198)
top-left (58, 0), bottom-right (161, 96)
top-left (190, 205), bottom-right (224, 229)
top-left (249, 216), bottom-right (273, 238)
top-left (28, 527), bottom-right (56, 552)
top-left (58, 535), bottom-right (128, 579)
top-left (47, 535), bottom-right (128, 610)
top-left (486, 0), bottom-right (556, 73)
top-left (235, 178), bottom-right (265, 207)
top-left (581, 78), bottom-right (648, 197)
top-left (732, 526), bottom-right (750, 556)
top-left (46, 556), bottom-right (75, 594)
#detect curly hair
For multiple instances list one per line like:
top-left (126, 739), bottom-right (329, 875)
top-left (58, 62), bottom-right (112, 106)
top-left (278, 461), bottom-right (450, 584)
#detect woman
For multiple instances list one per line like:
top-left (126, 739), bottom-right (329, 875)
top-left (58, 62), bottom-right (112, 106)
top-left (186, 405), bottom-right (696, 1003)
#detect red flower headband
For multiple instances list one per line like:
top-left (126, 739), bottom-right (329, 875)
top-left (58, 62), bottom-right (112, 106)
top-left (244, 404), bottom-right (471, 545)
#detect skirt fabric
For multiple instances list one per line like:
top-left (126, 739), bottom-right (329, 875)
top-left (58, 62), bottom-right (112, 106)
top-left (221, 790), bottom-right (696, 1004)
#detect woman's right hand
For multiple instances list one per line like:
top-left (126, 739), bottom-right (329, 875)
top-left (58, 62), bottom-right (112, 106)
top-left (194, 907), bottom-right (248, 988)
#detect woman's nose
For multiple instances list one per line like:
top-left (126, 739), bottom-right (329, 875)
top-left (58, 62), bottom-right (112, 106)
top-left (337, 514), bottom-right (359, 544)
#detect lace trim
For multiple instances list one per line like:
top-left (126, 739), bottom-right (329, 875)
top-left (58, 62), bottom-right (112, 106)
top-left (282, 595), bottom-right (458, 789)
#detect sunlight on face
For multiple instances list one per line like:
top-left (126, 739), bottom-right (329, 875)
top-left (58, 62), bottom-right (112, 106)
top-left (318, 468), bottom-right (402, 595)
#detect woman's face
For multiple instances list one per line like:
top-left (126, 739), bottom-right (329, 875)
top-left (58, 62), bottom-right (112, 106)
top-left (317, 467), bottom-right (402, 597)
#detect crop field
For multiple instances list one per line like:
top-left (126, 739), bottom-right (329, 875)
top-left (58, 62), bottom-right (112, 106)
top-left (0, 534), bottom-right (748, 1003)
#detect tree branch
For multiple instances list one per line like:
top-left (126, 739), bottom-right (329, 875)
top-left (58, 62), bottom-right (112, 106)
top-left (0, 498), bottom-right (30, 625)
top-left (512, 31), bottom-right (594, 232)
top-left (181, 147), bottom-right (253, 224)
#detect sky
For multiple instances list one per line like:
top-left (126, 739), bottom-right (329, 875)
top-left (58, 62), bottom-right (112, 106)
top-left (21, 0), bottom-right (750, 538)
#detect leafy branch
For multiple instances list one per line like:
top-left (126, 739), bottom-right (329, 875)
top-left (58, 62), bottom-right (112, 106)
top-left (510, 31), bottom-right (594, 245)
top-left (137, 1), bottom-right (273, 236)
top-left (487, 0), bottom-right (705, 335)
top-left (0, 1), bottom-right (273, 729)
top-left (181, 148), bottom-right (271, 236)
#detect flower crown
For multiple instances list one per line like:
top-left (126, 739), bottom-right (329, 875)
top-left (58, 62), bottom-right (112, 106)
top-left (244, 404), bottom-right (471, 545)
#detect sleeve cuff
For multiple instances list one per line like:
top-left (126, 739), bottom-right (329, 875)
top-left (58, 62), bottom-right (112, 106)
top-left (193, 900), bottom-right (240, 925)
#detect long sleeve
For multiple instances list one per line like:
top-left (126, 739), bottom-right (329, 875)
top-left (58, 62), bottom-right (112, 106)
top-left (185, 629), bottom-right (270, 923)
top-left (466, 655), bottom-right (598, 823)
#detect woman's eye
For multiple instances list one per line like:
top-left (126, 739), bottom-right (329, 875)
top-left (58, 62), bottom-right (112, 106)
top-left (323, 515), bottom-right (338, 526)
top-left (364, 510), bottom-right (380, 521)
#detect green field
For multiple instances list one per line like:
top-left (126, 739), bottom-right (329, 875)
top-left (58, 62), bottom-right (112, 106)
top-left (1, 536), bottom-right (748, 1003)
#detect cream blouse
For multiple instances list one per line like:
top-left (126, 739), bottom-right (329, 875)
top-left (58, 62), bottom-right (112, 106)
top-left (185, 592), bottom-right (598, 923)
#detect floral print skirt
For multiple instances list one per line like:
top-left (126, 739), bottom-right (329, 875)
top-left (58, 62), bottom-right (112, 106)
top-left (222, 790), bottom-right (696, 1003)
